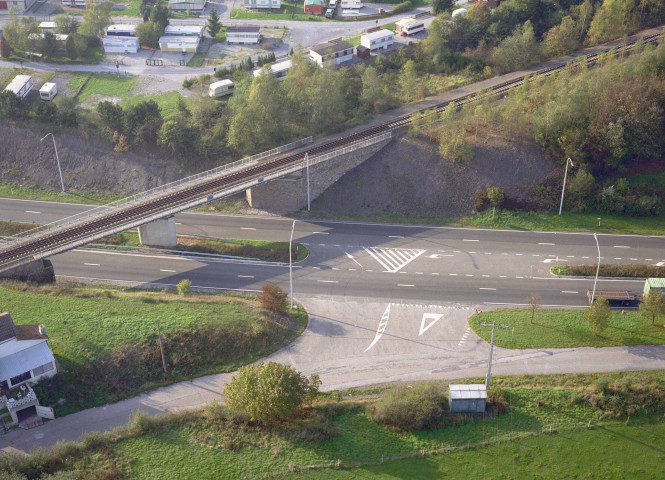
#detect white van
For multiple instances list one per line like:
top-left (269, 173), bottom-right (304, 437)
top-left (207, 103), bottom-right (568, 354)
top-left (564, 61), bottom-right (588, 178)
top-left (209, 79), bottom-right (235, 98)
top-left (329, 0), bottom-right (336, 8)
top-left (39, 83), bottom-right (58, 101)
top-left (325, 8), bottom-right (334, 17)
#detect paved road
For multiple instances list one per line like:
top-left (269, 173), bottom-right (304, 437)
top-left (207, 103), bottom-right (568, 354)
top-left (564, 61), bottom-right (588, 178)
top-left (0, 198), bottom-right (662, 307)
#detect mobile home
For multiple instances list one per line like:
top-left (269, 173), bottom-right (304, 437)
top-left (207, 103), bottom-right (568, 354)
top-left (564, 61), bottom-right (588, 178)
top-left (39, 82), bottom-right (57, 101)
top-left (164, 25), bottom-right (203, 37)
top-left (102, 36), bottom-right (140, 53)
top-left (158, 35), bottom-right (200, 53)
top-left (168, 0), bottom-right (206, 12)
top-left (360, 29), bottom-right (394, 53)
top-left (38, 21), bottom-right (57, 32)
top-left (395, 18), bottom-right (425, 36)
top-left (340, 0), bottom-right (361, 9)
top-left (242, 0), bottom-right (282, 9)
top-left (451, 7), bottom-right (467, 18)
top-left (253, 59), bottom-right (292, 81)
top-left (4, 75), bottom-right (33, 99)
top-left (209, 79), bottom-right (235, 97)
top-left (226, 25), bottom-right (261, 44)
top-left (106, 24), bottom-right (137, 37)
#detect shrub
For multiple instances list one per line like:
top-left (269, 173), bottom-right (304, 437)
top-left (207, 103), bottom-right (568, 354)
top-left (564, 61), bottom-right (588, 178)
top-left (578, 374), bottom-right (665, 418)
top-left (585, 297), bottom-right (610, 336)
top-left (369, 382), bottom-right (447, 431)
top-left (224, 362), bottom-right (321, 424)
top-left (390, 0), bottom-right (413, 14)
top-left (182, 77), bottom-right (195, 88)
top-left (177, 278), bottom-right (192, 296)
top-left (258, 283), bottom-right (288, 314)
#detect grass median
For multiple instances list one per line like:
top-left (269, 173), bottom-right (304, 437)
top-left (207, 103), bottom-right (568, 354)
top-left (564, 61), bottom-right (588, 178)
top-left (469, 308), bottom-right (665, 349)
top-left (552, 264), bottom-right (664, 278)
top-left (0, 283), bottom-right (308, 416)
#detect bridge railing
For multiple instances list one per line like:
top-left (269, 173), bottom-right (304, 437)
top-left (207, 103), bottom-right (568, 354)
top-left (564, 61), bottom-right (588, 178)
top-left (8, 136), bottom-right (313, 241)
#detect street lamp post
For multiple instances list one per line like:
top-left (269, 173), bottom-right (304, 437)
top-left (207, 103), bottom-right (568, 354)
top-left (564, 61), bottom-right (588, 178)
top-left (590, 232), bottom-right (601, 305)
top-left (481, 322), bottom-right (508, 387)
top-left (289, 220), bottom-right (296, 309)
top-left (558, 157), bottom-right (573, 215)
top-left (40, 133), bottom-right (65, 195)
top-left (305, 153), bottom-right (310, 211)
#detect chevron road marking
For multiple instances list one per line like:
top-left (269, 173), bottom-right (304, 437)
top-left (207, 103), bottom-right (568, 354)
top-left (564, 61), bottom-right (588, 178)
top-left (362, 247), bottom-right (426, 273)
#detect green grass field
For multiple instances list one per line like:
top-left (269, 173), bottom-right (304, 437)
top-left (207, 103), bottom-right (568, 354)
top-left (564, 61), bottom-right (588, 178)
top-left (74, 73), bottom-right (138, 104)
top-left (0, 183), bottom-right (122, 205)
top-left (469, 308), bottom-right (665, 349)
top-left (231, 2), bottom-right (327, 21)
top-left (123, 91), bottom-right (185, 118)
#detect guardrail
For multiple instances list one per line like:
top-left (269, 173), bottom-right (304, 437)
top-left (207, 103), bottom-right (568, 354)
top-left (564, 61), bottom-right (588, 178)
top-left (8, 136), bottom-right (313, 241)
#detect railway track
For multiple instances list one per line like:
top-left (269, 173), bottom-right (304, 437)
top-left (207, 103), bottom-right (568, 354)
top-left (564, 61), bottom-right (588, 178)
top-left (0, 30), bottom-right (662, 270)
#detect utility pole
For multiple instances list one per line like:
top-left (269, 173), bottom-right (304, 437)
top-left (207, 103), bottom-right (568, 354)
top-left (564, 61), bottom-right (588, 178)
top-left (558, 158), bottom-right (573, 215)
top-left (305, 153), bottom-right (311, 211)
top-left (289, 220), bottom-right (296, 309)
top-left (481, 322), bottom-right (508, 387)
top-left (40, 133), bottom-right (65, 195)
top-left (590, 232), bottom-right (601, 305)
top-left (157, 320), bottom-right (167, 374)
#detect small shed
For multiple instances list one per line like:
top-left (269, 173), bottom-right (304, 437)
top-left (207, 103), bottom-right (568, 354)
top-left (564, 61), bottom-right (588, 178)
top-left (449, 384), bottom-right (487, 413)
top-left (38, 21), bottom-right (57, 32)
top-left (39, 83), bottom-right (57, 101)
top-left (356, 44), bottom-right (370, 59)
top-left (644, 278), bottom-right (665, 297)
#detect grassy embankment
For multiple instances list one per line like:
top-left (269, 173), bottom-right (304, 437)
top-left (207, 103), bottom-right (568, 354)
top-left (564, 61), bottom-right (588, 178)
top-left (231, 2), bottom-right (328, 21)
top-left (469, 309), bottom-right (665, 349)
top-left (1, 283), bottom-right (307, 416)
top-left (3, 370), bottom-right (664, 479)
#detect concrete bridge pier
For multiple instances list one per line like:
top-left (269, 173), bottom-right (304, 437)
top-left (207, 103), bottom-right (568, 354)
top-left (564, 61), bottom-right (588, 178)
top-left (138, 217), bottom-right (177, 248)
top-left (0, 259), bottom-right (55, 284)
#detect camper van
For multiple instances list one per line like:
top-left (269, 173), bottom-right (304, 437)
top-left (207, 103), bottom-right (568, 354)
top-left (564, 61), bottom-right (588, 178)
top-left (209, 79), bottom-right (235, 98)
top-left (39, 83), bottom-right (58, 101)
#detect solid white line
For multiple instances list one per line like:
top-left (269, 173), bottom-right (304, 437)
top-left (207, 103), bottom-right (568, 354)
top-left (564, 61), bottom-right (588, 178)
top-left (83, 263), bottom-right (100, 266)
top-left (240, 227), bottom-right (256, 230)
top-left (160, 269), bottom-right (176, 273)
top-left (479, 287), bottom-right (496, 291)
top-left (397, 284), bottom-right (415, 287)
top-left (25, 210), bottom-right (41, 214)
top-left (238, 275), bottom-right (254, 278)
top-left (312, 232), bottom-right (329, 234)
top-left (317, 280), bottom-right (338, 283)
top-left (613, 245), bottom-right (630, 248)
top-left (562, 290), bottom-right (578, 294)
top-left (538, 243), bottom-right (555, 245)
top-left (463, 239), bottom-right (479, 242)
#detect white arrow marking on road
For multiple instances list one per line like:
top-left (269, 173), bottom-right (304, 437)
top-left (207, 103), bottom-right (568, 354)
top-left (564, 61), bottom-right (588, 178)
top-left (364, 304), bottom-right (390, 352)
top-left (541, 258), bottom-right (568, 264)
top-left (345, 252), bottom-right (363, 268)
top-left (655, 261), bottom-right (665, 267)
top-left (427, 254), bottom-right (454, 258)
top-left (419, 313), bottom-right (443, 336)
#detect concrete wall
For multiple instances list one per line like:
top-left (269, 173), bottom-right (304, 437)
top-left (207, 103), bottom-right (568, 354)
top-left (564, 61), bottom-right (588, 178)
top-left (0, 259), bottom-right (55, 284)
top-left (138, 217), bottom-right (177, 247)
top-left (246, 138), bottom-right (391, 213)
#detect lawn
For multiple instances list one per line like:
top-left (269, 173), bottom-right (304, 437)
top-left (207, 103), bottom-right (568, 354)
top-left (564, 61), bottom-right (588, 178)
top-left (469, 308), bottom-right (665, 349)
top-left (231, 2), bottom-right (327, 21)
top-left (0, 183), bottom-right (122, 205)
top-left (186, 52), bottom-right (206, 67)
top-left (74, 73), bottom-right (138, 104)
top-left (124, 91), bottom-right (185, 118)
top-left (1, 283), bottom-right (307, 414)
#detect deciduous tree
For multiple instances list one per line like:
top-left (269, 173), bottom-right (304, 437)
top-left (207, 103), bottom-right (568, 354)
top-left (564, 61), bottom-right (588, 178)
top-left (432, 0), bottom-right (454, 15)
top-left (526, 294), bottom-right (541, 324)
top-left (585, 297), bottom-right (611, 336)
top-left (55, 14), bottom-right (80, 35)
top-left (640, 290), bottom-right (665, 325)
top-left (81, 0), bottom-right (112, 38)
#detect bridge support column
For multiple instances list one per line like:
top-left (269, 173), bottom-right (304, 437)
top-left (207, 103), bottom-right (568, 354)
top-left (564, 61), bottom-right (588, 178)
top-left (0, 259), bottom-right (55, 284)
top-left (138, 217), bottom-right (177, 248)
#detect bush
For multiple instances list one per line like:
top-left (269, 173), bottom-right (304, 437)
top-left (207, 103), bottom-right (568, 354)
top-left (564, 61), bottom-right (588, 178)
top-left (177, 279), bottom-right (192, 296)
top-left (258, 283), bottom-right (288, 314)
top-left (182, 77), bottom-right (195, 88)
top-left (390, 0), bottom-right (412, 14)
top-left (369, 382), bottom-right (447, 431)
top-left (224, 362), bottom-right (321, 424)
top-left (578, 374), bottom-right (665, 418)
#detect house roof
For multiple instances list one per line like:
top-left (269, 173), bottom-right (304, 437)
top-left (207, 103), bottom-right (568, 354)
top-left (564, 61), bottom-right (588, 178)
top-left (158, 36), bottom-right (201, 44)
top-left (164, 25), bottom-right (204, 36)
top-left (38, 21), bottom-right (56, 29)
top-left (449, 384), bottom-right (487, 400)
top-left (226, 25), bottom-right (261, 33)
top-left (0, 313), bottom-right (17, 343)
top-left (305, 0), bottom-right (324, 5)
top-left (362, 29), bottom-right (394, 41)
top-left (16, 324), bottom-right (48, 341)
top-left (310, 40), bottom-right (353, 55)
top-left (0, 341), bottom-right (54, 382)
top-left (4, 76), bottom-right (32, 96)
top-left (395, 18), bottom-right (423, 28)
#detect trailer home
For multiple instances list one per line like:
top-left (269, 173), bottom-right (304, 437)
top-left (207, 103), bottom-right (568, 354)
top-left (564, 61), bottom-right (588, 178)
top-left (242, 0), bottom-right (281, 9)
top-left (226, 25), bottom-right (261, 44)
top-left (395, 18), bottom-right (425, 36)
top-left (209, 79), bottom-right (235, 97)
top-left (102, 35), bottom-right (140, 53)
top-left (4, 75), bottom-right (33, 99)
top-left (253, 59), bottom-right (292, 81)
top-left (164, 25), bottom-right (203, 37)
top-left (158, 35), bottom-right (200, 53)
top-left (360, 29), bottom-right (394, 53)
top-left (39, 82), bottom-right (57, 101)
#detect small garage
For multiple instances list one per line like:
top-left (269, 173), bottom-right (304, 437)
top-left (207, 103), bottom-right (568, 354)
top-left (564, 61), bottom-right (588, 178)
top-left (449, 384), bottom-right (487, 413)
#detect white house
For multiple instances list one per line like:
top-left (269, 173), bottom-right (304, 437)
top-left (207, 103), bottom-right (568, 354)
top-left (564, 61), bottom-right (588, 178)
top-left (360, 29), bottom-right (394, 53)
top-left (159, 35), bottom-right (200, 53)
top-left (226, 25), bottom-right (261, 44)
top-left (242, 0), bottom-right (281, 9)
top-left (4, 75), bottom-right (33, 99)
top-left (309, 40), bottom-right (354, 67)
top-left (102, 36), bottom-right (140, 54)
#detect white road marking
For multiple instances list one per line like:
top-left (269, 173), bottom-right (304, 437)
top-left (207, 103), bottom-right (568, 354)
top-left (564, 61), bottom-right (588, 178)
top-left (345, 251), bottom-right (364, 268)
top-left (317, 280), bottom-right (338, 283)
top-left (656, 261), bottom-right (665, 267)
top-left (630, 258), bottom-right (638, 261)
top-left (397, 284), bottom-right (415, 287)
top-left (432, 272), bottom-right (440, 275)
top-left (366, 269), bottom-right (374, 272)
top-left (532, 254), bottom-right (540, 257)
top-left (238, 275), bottom-right (254, 278)
top-left (449, 273), bottom-right (457, 276)
top-left (175, 222), bottom-right (182, 225)
top-left (500, 275), bottom-right (507, 278)
top-left (363, 247), bottom-right (426, 273)
top-left (463, 239), bottom-right (479, 242)
top-left (349, 268), bottom-right (357, 271)
top-left (613, 245), bottom-right (630, 248)
top-left (25, 210), bottom-right (40, 214)
top-left (482, 275), bottom-right (490, 277)
top-left (516, 276), bottom-right (524, 279)
top-left (84, 263), bottom-right (100, 266)
top-left (479, 287), bottom-right (496, 290)
top-left (582, 256), bottom-right (589, 259)
top-left (614, 258), bottom-right (622, 260)
top-left (466, 274), bottom-right (474, 277)
top-left (160, 269), bottom-right (176, 273)
top-left (240, 227), bottom-right (256, 230)
top-left (645, 259), bottom-right (653, 261)
top-left (427, 253), bottom-right (454, 258)
top-left (419, 313), bottom-right (443, 336)
top-left (469, 251), bottom-right (477, 254)
top-left (312, 267), bottom-right (320, 270)
top-left (562, 290), bottom-right (578, 294)
top-left (332, 268), bottom-right (340, 270)
top-left (364, 305), bottom-right (390, 352)
top-left (458, 327), bottom-right (471, 346)
top-left (312, 231), bottom-right (329, 234)
top-left (388, 235), bottom-right (404, 238)
top-left (516, 253), bottom-right (523, 256)
top-left (538, 243), bottom-right (555, 245)
top-left (567, 256), bottom-right (575, 258)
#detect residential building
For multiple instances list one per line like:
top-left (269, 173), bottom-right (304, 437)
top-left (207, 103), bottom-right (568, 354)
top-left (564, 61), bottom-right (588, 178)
top-left (106, 24), bottom-right (137, 37)
top-left (242, 0), bottom-right (281, 9)
top-left (103, 36), bottom-right (140, 54)
top-left (38, 21), bottom-right (57, 31)
top-left (395, 18), bottom-right (425, 36)
top-left (226, 25), bottom-right (261, 44)
top-left (309, 40), bottom-right (353, 67)
top-left (158, 35), bottom-right (200, 52)
top-left (340, 0), bottom-right (361, 8)
top-left (360, 29), bottom-right (394, 53)
top-left (168, 0), bottom-right (206, 12)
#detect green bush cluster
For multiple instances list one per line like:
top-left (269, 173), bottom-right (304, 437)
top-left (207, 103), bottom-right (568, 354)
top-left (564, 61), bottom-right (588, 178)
top-left (368, 382), bottom-right (448, 430)
top-left (390, 1), bottom-right (412, 14)
top-left (576, 375), bottom-right (665, 418)
top-left (559, 264), bottom-right (665, 278)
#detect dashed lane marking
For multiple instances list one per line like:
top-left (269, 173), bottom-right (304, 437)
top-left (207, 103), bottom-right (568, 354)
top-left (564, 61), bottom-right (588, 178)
top-left (238, 275), bottom-right (254, 278)
top-left (479, 287), bottom-right (497, 291)
top-left (160, 269), bottom-right (176, 273)
top-left (25, 210), bottom-right (41, 214)
top-left (562, 290), bottom-right (578, 294)
top-left (84, 263), bottom-right (100, 266)
top-left (317, 280), bottom-right (338, 283)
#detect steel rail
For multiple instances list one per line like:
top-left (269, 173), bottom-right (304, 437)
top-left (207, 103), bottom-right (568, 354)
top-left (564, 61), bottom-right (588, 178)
top-left (0, 31), bottom-right (661, 270)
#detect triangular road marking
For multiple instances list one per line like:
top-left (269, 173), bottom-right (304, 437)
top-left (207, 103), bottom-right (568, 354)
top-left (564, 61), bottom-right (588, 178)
top-left (364, 304), bottom-right (391, 352)
top-left (419, 313), bottom-right (443, 336)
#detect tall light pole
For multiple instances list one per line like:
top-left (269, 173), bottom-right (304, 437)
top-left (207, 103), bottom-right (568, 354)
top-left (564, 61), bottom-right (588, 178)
top-left (558, 157), bottom-right (573, 215)
top-left (40, 133), bottom-right (65, 195)
top-left (590, 232), bottom-right (601, 305)
top-left (305, 153), bottom-right (310, 212)
top-left (289, 219), bottom-right (296, 309)
top-left (481, 322), bottom-right (508, 387)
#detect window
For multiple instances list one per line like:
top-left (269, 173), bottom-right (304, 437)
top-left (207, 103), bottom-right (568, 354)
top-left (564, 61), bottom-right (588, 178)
top-left (32, 362), bottom-right (54, 377)
top-left (9, 371), bottom-right (31, 386)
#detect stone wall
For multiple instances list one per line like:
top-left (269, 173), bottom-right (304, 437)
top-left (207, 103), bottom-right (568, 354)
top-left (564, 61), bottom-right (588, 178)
top-left (246, 138), bottom-right (392, 213)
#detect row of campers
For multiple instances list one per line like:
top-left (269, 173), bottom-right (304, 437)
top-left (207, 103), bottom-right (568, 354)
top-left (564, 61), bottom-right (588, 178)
top-left (4, 75), bottom-right (57, 101)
